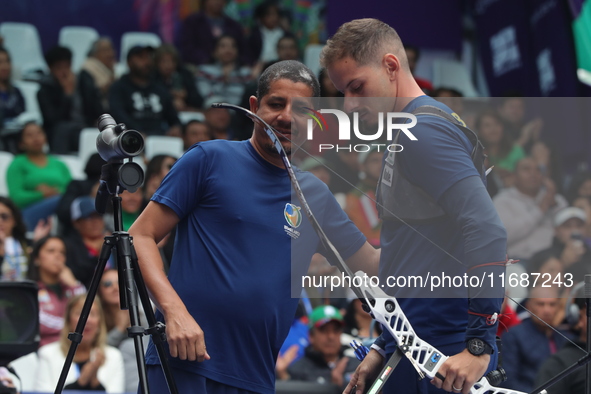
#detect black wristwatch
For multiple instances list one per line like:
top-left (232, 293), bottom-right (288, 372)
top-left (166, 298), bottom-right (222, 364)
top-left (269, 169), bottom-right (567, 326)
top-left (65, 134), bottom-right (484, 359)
top-left (466, 338), bottom-right (494, 356)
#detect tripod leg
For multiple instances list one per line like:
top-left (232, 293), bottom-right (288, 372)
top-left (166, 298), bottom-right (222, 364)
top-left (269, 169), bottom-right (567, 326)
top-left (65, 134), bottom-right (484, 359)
top-left (54, 237), bottom-right (115, 394)
top-left (115, 233), bottom-right (152, 394)
top-left (129, 238), bottom-right (179, 394)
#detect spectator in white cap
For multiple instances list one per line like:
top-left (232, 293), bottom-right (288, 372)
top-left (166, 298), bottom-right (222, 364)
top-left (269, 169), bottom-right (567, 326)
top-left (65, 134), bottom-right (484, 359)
top-left (535, 207), bottom-right (590, 283)
top-left (64, 196), bottom-right (113, 287)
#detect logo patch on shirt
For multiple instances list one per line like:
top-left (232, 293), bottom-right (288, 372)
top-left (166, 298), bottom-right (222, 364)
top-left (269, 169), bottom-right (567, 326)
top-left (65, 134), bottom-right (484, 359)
top-left (284, 203), bottom-right (302, 239)
top-left (284, 203), bottom-right (302, 228)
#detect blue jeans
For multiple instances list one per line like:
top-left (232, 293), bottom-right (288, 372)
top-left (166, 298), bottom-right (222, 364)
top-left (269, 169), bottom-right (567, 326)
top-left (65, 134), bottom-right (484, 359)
top-left (22, 195), bottom-right (61, 231)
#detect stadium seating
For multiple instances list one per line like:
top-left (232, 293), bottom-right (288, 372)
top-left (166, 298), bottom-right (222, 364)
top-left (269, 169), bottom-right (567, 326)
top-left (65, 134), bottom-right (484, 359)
top-left (0, 151), bottom-right (14, 196)
top-left (144, 135), bottom-right (184, 160)
top-left (58, 26), bottom-right (100, 73)
top-left (0, 22), bottom-right (47, 80)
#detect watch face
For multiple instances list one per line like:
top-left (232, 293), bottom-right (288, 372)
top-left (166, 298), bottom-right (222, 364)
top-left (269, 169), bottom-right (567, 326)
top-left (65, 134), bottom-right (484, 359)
top-left (469, 339), bottom-right (485, 355)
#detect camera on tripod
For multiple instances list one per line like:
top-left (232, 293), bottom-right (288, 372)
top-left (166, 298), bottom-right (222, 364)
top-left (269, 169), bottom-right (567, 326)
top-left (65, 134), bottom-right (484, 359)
top-left (95, 114), bottom-right (145, 214)
top-left (96, 114), bottom-right (144, 162)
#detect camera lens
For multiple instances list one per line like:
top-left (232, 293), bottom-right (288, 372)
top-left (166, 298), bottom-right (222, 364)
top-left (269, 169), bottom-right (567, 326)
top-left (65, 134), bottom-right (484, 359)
top-left (120, 131), bottom-right (143, 155)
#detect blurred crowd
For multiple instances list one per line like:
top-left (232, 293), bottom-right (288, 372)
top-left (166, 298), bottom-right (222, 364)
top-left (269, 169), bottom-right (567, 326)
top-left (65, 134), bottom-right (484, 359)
top-left (0, 1), bottom-right (589, 393)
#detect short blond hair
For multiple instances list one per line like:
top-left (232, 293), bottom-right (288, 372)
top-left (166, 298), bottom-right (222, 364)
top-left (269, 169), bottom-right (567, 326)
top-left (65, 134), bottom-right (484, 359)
top-left (320, 18), bottom-right (407, 70)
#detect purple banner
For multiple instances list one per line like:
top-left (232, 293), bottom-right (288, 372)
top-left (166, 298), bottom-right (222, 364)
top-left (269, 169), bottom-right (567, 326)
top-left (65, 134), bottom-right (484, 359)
top-left (326, 0), bottom-right (463, 52)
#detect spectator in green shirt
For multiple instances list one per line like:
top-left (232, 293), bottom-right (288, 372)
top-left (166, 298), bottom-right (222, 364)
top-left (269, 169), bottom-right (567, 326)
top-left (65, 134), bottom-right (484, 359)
top-left (6, 122), bottom-right (71, 230)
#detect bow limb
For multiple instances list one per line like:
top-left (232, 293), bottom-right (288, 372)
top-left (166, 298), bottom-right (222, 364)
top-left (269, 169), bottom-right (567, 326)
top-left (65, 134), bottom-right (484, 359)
top-left (353, 272), bottom-right (546, 394)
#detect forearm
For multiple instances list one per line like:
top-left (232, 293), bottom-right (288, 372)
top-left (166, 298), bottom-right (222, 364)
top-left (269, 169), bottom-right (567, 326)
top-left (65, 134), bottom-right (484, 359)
top-left (132, 233), bottom-right (186, 317)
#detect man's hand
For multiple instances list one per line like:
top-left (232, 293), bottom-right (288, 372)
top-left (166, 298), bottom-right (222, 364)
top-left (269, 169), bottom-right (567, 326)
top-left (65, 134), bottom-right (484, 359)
top-left (164, 308), bottom-right (210, 362)
top-left (430, 349), bottom-right (489, 394)
top-left (343, 349), bottom-right (383, 394)
top-left (276, 344), bottom-right (299, 380)
top-left (331, 357), bottom-right (350, 388)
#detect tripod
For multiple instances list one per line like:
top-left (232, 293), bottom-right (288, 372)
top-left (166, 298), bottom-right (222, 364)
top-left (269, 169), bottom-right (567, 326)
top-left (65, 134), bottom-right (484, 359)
top-left (54, 162), bottom-right (179, 394)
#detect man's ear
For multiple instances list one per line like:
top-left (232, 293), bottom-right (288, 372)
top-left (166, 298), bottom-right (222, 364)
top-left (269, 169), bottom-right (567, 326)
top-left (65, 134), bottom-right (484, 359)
top-left (249, 95), bottom-right (259, 113)
top-left (383, 53), bottom-right (400, 80)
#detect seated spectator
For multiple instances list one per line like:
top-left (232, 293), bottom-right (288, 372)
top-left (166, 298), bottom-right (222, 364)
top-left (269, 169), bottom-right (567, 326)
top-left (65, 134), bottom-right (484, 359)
top-left (493, 157), bottom-right (567, 260)
top-left (344, 148), bottom-right (382, 247)
top-left (196, 35), bottom-right (252, 107)
top-left (535, 296), bottom-right (586, 394)
top-left (182, 119), bottom-right (212, 150)
top-left (342, 299), bottom-right (380, 346)
top-left (542, 207), bottom-right (591, 282)
top-left (26, 236), bottom-right (85, 346)
top-left (501, 286), bottom-right (567, 392)
top-left (0, 197), bottom-right (29, 281)
top-left (572, 195), bottom-right (591, 239)
top-left (248, 1), bottom-right (286, 66)
top-left (37, 46), bottom-right (86, 153)
top-left (404, 45), bottom-right (433, 93)
top-left (0, 46), bottom-right (25, 131)
top-left (64, 196), bottom-right (113, 287)
top-left (143, 154), bottom-right (177, 201)
top-left (497, 95), bottom-right (543, 151)
top-left (178, 0), bottom-right (249, 67)
top-left (0, 196), bottom-right (51, 280)
top-left (98, 268), bottom-right (148, 393)
top-left (7, 122), bottom-right (72, 230)
top-left (204, 106), bottom-right (233, 140)
top-left (79, 37), bottom-right (116, 120)
top-left (35, 293), bottom-right (125, 392)
top-left (153, 44), bottom-right (203, 112)
top-left (476, 110), bottom-right (525, 189)
top-left (121, 187), bottom-right (144, 231)
top-left (284, 305), bottom-right (360, 390)
top-left (109, 45), bottom-right (180, 136)
top-left (56, 153), bottom-right (106, 236)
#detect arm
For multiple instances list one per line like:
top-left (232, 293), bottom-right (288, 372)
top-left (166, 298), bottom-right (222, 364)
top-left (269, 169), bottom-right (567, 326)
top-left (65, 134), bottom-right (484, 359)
top-left (129, 201), bottom-right (210, 362)
top-left (432, 175), bottom-right (506, 394)
top-left (345, 242), bottom-right (380, 277)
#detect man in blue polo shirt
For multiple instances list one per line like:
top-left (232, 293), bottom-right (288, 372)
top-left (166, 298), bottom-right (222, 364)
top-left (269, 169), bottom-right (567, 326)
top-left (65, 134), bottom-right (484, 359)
top-left (323, 19), bottom-right (507, 394)
top-left (130, 60), bottom-right (379, 393)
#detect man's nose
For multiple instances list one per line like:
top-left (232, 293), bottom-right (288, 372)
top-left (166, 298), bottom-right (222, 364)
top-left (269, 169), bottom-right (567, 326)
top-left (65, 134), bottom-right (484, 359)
top-left (344, 96), bottom-right (360, 113)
